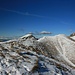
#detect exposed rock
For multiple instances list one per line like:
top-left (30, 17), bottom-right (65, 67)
top-left (70, 32), bottom-right (75, 37)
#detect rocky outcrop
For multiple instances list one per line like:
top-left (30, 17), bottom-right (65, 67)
top-left (70, 32), bottom-right (75, 37)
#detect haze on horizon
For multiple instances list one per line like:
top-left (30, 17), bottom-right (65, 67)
top-left (0, 0), bottom-right (75, 37)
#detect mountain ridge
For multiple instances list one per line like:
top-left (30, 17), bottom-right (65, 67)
top-left (0, 34), bottom-right (75, 75)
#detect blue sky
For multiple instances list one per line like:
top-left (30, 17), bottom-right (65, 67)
top-left (0, 0), bottom-right (75, 37)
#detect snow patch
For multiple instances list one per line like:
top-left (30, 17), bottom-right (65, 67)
top-left (20, 34), bottom-right (32, 39)
top-left (70, 36), bottom-right (75, 40)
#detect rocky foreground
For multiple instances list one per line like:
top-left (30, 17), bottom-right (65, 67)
top-left (0, 34), bottom-right (75, 75)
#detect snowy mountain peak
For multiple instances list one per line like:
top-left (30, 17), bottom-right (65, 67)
top-left (70, 32), bottom-right (75, 36)
top-left (69, 33), bottom-right (75, 41)
top-left (20, 34), bottom-right (33, 39)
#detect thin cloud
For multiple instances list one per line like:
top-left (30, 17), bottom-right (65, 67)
top-left (25, 31), bottom-right (52, 35)
top-left (0, 8), bottom-right (73, 26)
top-left (60, 21), bottom-right (74, 25)
top-left (68, 29), bottom-right (75, 33)
top-left (0, 8), bottom-right (26, 15)
top-left (0, 8), bottom-right (48, 18)
top-left (40, 31), bottom-right (52, 34)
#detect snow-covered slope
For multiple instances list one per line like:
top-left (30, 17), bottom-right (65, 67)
top-left (69, 32), bottom-right (75, 41)
top-left (70, 36), bottom-right (75, 41)
top-left (38, 34), bottom-right (75, 67)
top-left (20, 34), bottom-right (33, 39)
top-left (0, 34), bottom-right (75, 75)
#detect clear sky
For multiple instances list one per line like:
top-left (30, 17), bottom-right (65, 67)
top-left (0, 0), bottom-right (75, 37)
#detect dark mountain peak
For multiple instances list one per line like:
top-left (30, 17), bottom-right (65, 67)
top-left (70, 32), bottom-right (75, 37)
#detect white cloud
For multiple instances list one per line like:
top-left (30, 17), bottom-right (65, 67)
top-left (40, 31), bottom-right (52, 34)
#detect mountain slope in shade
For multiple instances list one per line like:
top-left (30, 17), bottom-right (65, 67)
top-left (0, 34), bottom-right (75, 75)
